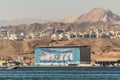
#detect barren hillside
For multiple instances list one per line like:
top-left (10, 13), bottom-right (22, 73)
top-left (1, 38), bottom-right (120, 61)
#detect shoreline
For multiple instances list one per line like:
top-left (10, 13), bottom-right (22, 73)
top-left (14, 65), bottom-right (120, 68)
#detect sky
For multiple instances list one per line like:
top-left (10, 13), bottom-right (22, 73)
top-left (0, 0), bottom-right (120, 20)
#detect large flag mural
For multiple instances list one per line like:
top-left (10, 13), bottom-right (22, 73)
top-left (35, 48), bottom-right (80, 65)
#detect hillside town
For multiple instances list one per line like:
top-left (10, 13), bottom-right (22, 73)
top-left (0, 27), bottom-right (120, 41)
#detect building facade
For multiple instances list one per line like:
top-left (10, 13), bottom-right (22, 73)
top-left (34, 46), bottom-right (91, 66)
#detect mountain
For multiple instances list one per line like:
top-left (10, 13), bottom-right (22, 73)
top-left (0, 8), bottom-right (119, 27)
top-left (0, 18), bottom-right (53, 26)
top-left (2, 8), bottom-right (120, 34)
top-left (76, 8), bottom-right (120, 23)
top-left (57, 8), bottom-right (120, 24)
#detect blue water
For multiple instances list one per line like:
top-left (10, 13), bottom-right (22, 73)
top-left (0, 67), bottom-right (120, 80)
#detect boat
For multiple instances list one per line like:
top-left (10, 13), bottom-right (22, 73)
top-left (7, 66), bottom-right (18, 69)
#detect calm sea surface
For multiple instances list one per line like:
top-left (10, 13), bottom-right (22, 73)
top-left (0, 67), bottom-right (120, 80)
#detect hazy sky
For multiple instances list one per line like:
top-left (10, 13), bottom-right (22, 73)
top-left (0, 0), bottom-right (120, 20)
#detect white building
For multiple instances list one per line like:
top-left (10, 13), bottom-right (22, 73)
top-left (0, 29), bottom-right (9, 39)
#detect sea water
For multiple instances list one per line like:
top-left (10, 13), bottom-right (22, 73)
top-left (0, 67), bottom-right (120, 80)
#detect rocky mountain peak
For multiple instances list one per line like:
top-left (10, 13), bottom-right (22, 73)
top-left (77, 8), bottom-right (120, 23)
top-left (90, 7), bottom-right (106, 13)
